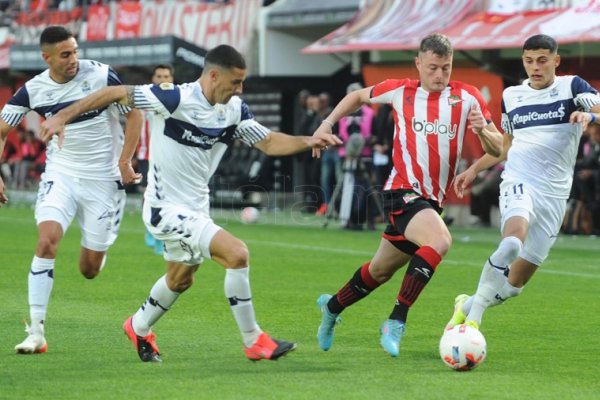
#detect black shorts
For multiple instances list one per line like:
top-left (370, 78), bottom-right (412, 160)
top-left (382, 190), bottom-right (443, 255)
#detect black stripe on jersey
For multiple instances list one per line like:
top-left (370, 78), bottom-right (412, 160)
top-left (571, 76), bottom-right (598, 96)
top-left (35, 101), bottom-right (108, 123)
top-left (163, 118), bottom-right (237, 149)
top-left (239, 125), bottom-right (268, 144)
top-left (507, 99), bottom-right (578, 130)
top-left (150, 84), bottom-right (181, 114)
top-left (8, 86), bottom-right (30, 108)
top-left (240, 100), bottom-right (255, 120)
top-left (116, 103), bottom-right (132, 115)
top-left (133, 92), bottom-right (152, 109)
top-left (0, 113), bottom-right (25, 126)
top-left (107, 66), bottom-right (124, 86)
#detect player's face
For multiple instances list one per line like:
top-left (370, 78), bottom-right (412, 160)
top-left (42, 37), bottom-right (79, 83)
top-left (152, 68), bottom-right (174, 84)
top-left (416, 51), bottom-right (452, 92)
top-left (522, 49), bottom-right (560, 90)
top-left (213, 67), bottom-right (246, 104)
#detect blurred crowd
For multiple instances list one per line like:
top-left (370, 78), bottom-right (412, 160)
top-left (0, 124), bottom-right (46, 190)
top-left (293, 84), bottom-right (394, 230)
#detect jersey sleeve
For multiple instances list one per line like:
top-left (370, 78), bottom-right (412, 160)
top-left (234, 100), bottom-right (269, 146)
top-left (370, 79), bottom-right (407, 104)
top-left (464, 84), bottom-right (492, 122)
top-left (0, 86), bottom-right (31, 127)
top-left (500, 98), bottom-right (513, 135)
top-left (133, 83), bottom-right (180, 118)
top-left (571, 76), bottom-right (600, 111)
top-left (106, 66), bottom-right (132, 115)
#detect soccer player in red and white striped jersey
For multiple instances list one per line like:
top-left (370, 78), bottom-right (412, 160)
top-left (314, 33), bottom-right (503, 357)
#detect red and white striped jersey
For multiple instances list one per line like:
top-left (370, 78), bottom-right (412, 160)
top-left (371, 79), bottom-right (491, 206)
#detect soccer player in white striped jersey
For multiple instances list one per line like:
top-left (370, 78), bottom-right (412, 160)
top-left (448, 34), bottom-right (600, 332)
top-left (0, 26), bottom-right (142, 355)
top-left (311, 33), bottom-right (503, 357)
top-left (40, 44), bottom-right (341, 362)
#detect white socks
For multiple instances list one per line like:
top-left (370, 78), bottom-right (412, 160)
top-left (29, 256), bottom-right (55, 335)
top-left (130, 268), bottom-right (263, 346)
top-left (133, 275), bottom-right (179, 336)
top-left (466, 236), bottom-right (523, 325)
top-left (225, 267), bottom-right (262, 347)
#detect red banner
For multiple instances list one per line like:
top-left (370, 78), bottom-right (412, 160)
top-left (115, 2), bottom-right (142, 39)
top-left (86, 4), bottom-right (110, 41)
top-left (138, 0), bottom-right (261, 54)
top-left (14, 7), bottom-right (83, 45)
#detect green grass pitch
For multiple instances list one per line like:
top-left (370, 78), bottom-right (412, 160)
top-left (1, 205), bottom-right (598, 399)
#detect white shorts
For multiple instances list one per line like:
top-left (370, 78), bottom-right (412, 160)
top-left (499, 180), bottom-right (566, 265)
top-left (35, 171), bottom-right (125, 252)
top-left (143, 201), bottom-right (222, 266)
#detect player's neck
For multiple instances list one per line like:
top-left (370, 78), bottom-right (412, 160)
top-left (528, 76), bottom-right (556, 90)
top-left (48, 70), bottom-right (74, 84)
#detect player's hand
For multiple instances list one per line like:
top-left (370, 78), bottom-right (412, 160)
top-left (453, 168), bottom-right (477, 199)
top-left (311, 122), bottom-right (342, 158)
top-left (119, 160), bottom-right (142, 185)
top-left (39, 115), bottom-right (67, 148)
top-left (467, 104), bottom-right (487, 135)
top-left (0, 176), bottom-right (8, 206)
top-left (569, 111), bottom-right (594, 131)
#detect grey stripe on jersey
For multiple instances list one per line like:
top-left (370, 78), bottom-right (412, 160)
top-left (576, 93), bottom-right (600, 111)
top-left (235, 120), bottom-right (270, 146)
top-left (0, 112), bottom-right (26, 127)
top-left (116, 103), bottom-right (132, 115)
top-left (133, 91), bottom-right (153, 109)
top-left (501, 113), bottom-right (513, 135)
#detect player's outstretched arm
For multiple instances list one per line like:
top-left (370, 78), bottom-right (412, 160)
top-left (312, 87), bottom-right (372, 158)
top-left (0, 119), bottom-right (14, 206)
top-left (119, 108), bottom-right (143, 185)
top-left (39, 85), bottom-right (133, 147)
top-left (254, 131), bottom-right (341, 157)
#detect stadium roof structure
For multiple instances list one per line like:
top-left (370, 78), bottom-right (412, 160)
top-left (446, 7), bottom-right (600, 50)
top-left (302, 0), bottom-right (476, 53)
top-left (303, 0), bottom-right (600, 53)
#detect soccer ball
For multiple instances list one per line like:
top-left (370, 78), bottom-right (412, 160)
top-left (240, 207), bottom-right (260, 224)
top-left (439, 324), bottom-right (487, 371)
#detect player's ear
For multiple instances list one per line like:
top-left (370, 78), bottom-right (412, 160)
top-left (554, 54), bottom-right (561, 68)
top-left (209, 68), bottom-right (220, 82)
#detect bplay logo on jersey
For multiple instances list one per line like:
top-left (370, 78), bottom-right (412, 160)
top-left (412, 117), bottom-right (457, 139)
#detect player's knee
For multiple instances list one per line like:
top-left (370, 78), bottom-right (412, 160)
top-left (501, 236), bottom-right (523, 260)
top-left (79, 263), bottom-right (101, 279)
top-left (36, 236), bottom-right (59, 258)
top-left (428, 233), bottom-right (452, 257)
top-left (225, 242), bottom-right (250, 268)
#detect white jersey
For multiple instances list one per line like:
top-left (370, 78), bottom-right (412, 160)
top-left (501, 75), bottom-right (600, 199)
top-left (133, 81), bottom-right (269, 209)
top-left (1, 59), bottom-right (130, 180)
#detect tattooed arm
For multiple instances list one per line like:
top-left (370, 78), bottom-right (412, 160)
top-left (39, 85), bottom-right (137, 145)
